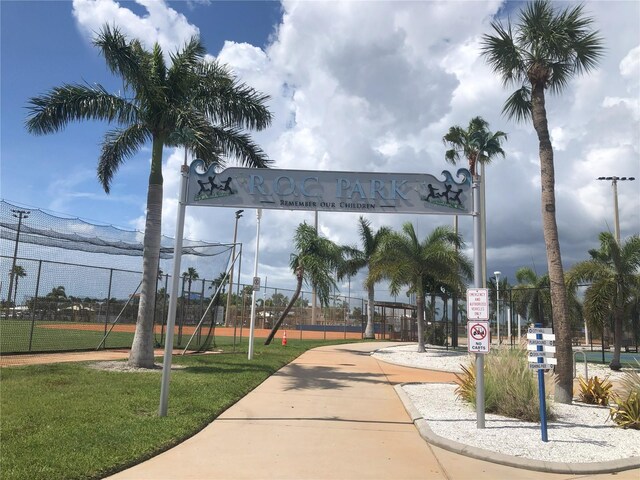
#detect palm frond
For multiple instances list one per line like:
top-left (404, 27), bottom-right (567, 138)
top-left (204, 126), bottom-right (272, 168)
top-left (98, 124), bottom-right (151, 192)
top-left (502, 86), bottom-right (532, 123)
top-left (26, 84), bottom-right (138, 134)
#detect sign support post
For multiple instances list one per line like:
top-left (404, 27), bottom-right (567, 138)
top-left (527, 323), bottom-right (556, 441)
top-left (471, 175), bottom-right (485, 429)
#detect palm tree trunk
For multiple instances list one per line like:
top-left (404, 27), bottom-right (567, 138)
top-left (416, 292), bottom-right (426, 353)
top-left (129, 137), bottom-right (164, 368)
top-left (364, 286), bottom-right (375, 339)
top-left (531, 83), bottom-right (572, 404)
top-left (265, 268), bottom-right (303, 345)
top-left (610, 301), bottom-right (623, 370)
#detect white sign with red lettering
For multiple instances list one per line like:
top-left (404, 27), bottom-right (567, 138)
top-left (466, 288), bottom-right (489, 320)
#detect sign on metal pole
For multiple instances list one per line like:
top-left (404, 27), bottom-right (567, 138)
top-left (467, 288), bottom-right (489, 320)
top-left (528, 323), bottom-right (555, 442)
top-left (467, 321), bottom-right (490, 353)
top-left (252, 276), bottom-right (261, 291)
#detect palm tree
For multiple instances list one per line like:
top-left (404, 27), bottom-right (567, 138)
top-left (26, 25), bottom-right (272, 368)
top-left (443, 116), bottom-right (507, 177)
top-left (10, 265), bottom-right (27, 314)
top-left (512, 267), bottom-right (551, 328)
top-left (443, 116), bottom-right (507, 290)
top-left (372, 224), bottom-right (472, 353)
top-left (569, 233), bottom-right (640, 370)
top-left (339, 217), bottom-right (391, 339)
top-left (182, 267), bottom-right (200, 301)
top-left (481, 0), bottom-right (604, 403)
top-left (265, 222), bottom-right (343, 345)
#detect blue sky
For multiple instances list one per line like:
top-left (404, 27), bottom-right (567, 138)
top-left (1, 0), bottom-right (639, 301)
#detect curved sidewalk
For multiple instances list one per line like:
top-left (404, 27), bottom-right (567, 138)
top-left (107, 342), bottom-right (640, 480)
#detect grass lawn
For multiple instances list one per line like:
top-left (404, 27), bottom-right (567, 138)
top-left (0, 339), bottom-right (356, 480)
top-left (0, 319), bottom-right (237, 354)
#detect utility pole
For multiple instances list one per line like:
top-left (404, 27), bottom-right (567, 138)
top-left (7, 209), bottom-right (30, 305)
top-left (597, 176), bottom-right (635, 243)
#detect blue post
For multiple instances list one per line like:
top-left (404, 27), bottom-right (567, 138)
top-left (536, 323), bottom-right (549, 442)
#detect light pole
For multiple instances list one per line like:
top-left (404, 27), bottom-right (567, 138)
top-left (597, 176), bottom-right (635, 243)
top-left (494, 271), bottom-right (501, 345)
top-left (248, 208), bottom-right (262, 360)
top-left (7, 209), bottom-right (30, 305)
top-left (225, 209), bottom-right (243, 327)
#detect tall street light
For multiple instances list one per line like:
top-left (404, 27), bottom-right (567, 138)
top-left (494, 271), bottom-right (501, 345)
top-left (7, 209), bottom-right (30, 305)
top-left (597, 176), bottom-right (636, 243)
top-left (225, 209), bottom-right (243, 327)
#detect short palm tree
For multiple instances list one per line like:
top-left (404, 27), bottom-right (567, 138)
top-left (26, 25), bottom-right (272, 368)
top-left (512, 267), bottom-right (551, 327)
top-left (10, 265), bottom-right (27, 310)
top-left (443, 116), bottom-right (507, 177)
top-left (372, 224), bottom-right (472, 353)
top-left (265, 222), bottom-right (343, 345)
top-left (182, 267), bottom-right (200, 301)
top-left (339, 217), bottom-right (391, 339)
top-left (569, 233), bottom-right (640, 370)
top-left (481, 0), bottom-right (604, 404)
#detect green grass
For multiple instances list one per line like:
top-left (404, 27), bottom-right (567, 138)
top-left (0, 339), bottom-right (354, 480)
top-left (0, 319), bottom-right (240, 354)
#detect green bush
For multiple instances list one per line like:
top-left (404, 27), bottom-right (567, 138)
top-left (426, 324), bottom-right (446, 346)
top-left (454, 347), bottom-right (555, 422)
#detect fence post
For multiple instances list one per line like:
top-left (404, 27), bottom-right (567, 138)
top-left (28, 260), bottom-right (42, 352)
top-left (103, 269), bottom-right (113, 350)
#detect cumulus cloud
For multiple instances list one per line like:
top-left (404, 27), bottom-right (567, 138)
top-left (71, 0), bottom-right (640, 297)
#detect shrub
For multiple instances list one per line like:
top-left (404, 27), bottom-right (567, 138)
top-left (454, 347), bottom-right (555, 422)
top-left (426, 324), bottom-right (446, 346)
top-left (577, 376), bottom-right (613, 406)
top-left (609, 392), bottom-right (640, 429)
top-left (609, 362), bottom-right (640, 429)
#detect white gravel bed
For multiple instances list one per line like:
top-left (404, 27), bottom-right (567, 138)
top-left (375, 344), bottom-right (640, 464)
top-left (372, 343), bottom-right (638, 381)
top-left (403, 383), bottom-right (640, 463)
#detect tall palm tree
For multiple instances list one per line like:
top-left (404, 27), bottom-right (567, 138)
top-left (443, 116), bottom-right (507, 177)
top-left (26, 25), bottom-right (272, 368)
top-left (569, 233), bottom-right (640, 370)
top-left (265, 222), bottom-right (343, 345)
top-left (339, 217), bottom-right (391, 339)
top-left (372, 224), bottom-right (472, 353)
top-left (10, 265), bottom-right (27, 311)
top-left (443, 116), bottom-right (507, 289)
top-left (481, 0), bottom-right (604, 403)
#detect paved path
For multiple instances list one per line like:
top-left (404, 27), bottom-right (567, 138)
top-left (106, 342), bottom-right (639, 480)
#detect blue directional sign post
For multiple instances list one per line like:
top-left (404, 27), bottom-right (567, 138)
top-left (527, 323), bottom-right (555, 442)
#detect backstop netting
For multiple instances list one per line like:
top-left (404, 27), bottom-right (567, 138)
top-left (0, 200), bottom-right (232, 355)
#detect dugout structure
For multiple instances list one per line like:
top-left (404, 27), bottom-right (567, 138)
top-left (0, 200), bottom-right (233, 354)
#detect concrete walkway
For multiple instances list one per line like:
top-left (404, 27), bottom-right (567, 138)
top-left (107, 342), bottom-right (639, 480)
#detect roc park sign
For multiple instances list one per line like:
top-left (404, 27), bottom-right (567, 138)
top-left (185, 161), bottom-right (473, 215)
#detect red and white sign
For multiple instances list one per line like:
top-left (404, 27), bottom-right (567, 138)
top-left (467, 321), bottom-right (490, 353)
top-left (467, 288), bottom-right (489, 320)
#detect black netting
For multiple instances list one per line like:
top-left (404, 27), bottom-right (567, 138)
top-left (0, 200), bottom-right (232, 355)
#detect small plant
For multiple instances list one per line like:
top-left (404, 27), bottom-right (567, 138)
top-left (577, 376), bottom-right (613, 406)
top-left (454, 347), bottom-right (554, 422)
top-left (609, 392), bottom-right (640, 429)
top-left (454, 363), bottom-right (476, 403)
top-left (609, 361), bottom-right (640, 429)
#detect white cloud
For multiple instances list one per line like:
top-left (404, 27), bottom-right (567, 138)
top-left (70, 0), bottom-right (640, 293)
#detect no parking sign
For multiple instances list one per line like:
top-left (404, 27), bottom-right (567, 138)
top-left (467, 321), bottom-right (490, 353)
